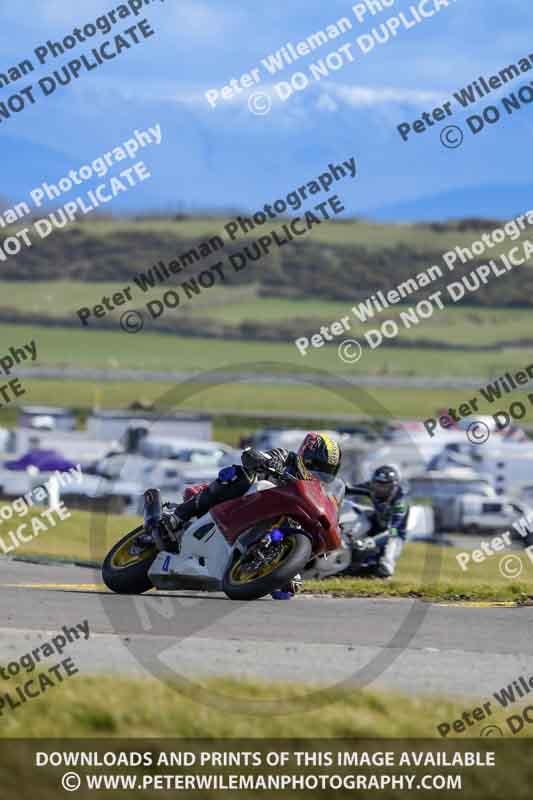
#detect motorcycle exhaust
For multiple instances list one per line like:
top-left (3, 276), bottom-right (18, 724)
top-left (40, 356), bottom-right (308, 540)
top-left (143, 488), bottom-right (165, 551)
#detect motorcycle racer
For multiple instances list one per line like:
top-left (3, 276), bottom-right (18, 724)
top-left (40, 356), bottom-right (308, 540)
top-left (160, 432), bottom-right (342, 543)
top-left (347, 465), bottom-right (409, 578)
top-left (105, 434), bottom-right (346, 600)
top-left (157, 433), bottom-right (342, 596)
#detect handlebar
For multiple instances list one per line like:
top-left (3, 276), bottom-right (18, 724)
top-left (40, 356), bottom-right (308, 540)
top-left (345, 486), bottom-right (364, 497)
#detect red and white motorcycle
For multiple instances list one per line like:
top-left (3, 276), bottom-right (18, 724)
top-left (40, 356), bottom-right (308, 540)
top-left (102, 467), bottom-right (345, 601)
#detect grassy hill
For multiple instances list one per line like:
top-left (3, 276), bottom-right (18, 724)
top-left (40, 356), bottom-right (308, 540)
top-left (2, 216), bottom-right (533, 310)
top-left (2, 215), bottom-right (532, 438)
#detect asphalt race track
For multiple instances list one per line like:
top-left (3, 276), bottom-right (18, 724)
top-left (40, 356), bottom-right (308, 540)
top-left (1, 559), bottom-right (532, 699)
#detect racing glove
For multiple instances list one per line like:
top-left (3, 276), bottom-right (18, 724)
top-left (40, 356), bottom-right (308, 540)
top-left (241, 448), bottom-right (287, 479)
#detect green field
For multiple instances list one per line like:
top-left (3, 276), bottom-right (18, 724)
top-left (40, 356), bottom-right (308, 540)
top-left (2, 318), bottom-right (533, 443)
top-left (2, 322), bottom-right (533, 378)
top-left (3, 317), bottom-right (533, 441)
top-left (2, 281), bottom-right (533, 348)
top-left (5, 378), bottom-right (533, 444)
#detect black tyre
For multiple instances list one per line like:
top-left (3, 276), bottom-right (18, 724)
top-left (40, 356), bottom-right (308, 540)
top-left (102, 526), bottom-right (158, 594)
top-left (222, 533), bottom-right (312, 601)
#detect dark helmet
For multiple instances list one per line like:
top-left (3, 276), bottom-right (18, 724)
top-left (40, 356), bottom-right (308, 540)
top-left (371, 465), bottom-right (400, 499)
top-left (298, 432), bottom-right (342, 479)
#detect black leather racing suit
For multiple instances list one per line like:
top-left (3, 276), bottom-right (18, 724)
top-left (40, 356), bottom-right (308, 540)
top-left (172, 448), bottom-right (308, 524)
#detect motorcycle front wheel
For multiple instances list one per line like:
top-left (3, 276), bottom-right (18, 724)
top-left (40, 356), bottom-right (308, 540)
top-left (222, 532), bottom-right (312, 601)
top-left (102, 526), bottom-right (158, 594)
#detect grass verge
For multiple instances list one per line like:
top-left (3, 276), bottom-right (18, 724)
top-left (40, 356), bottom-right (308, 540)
top-left (0, 509), bottom-right (137, 565)
top-left (306, 538), bottom-right (533, 603)
top-left (0, 675), bottom-right (481, 738)
top-left (0, 677), bottom-right (531, 800)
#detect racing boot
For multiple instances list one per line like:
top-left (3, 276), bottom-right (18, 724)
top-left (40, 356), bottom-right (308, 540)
top-left (157, 504), bottom-right (190, 552)
top-left (376, 535), bottom-right (404, 578)
top-left (271, 574), bottom-right (303, 600)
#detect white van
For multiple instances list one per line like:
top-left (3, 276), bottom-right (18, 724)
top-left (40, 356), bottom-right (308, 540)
top-left (458, 494), bottom-right (533, 538)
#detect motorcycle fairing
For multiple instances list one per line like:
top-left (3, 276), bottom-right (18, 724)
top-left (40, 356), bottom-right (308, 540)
top-left (211, 478), bottom-right (341, 553)
top-left (148, 511), bottom-right (232, 588)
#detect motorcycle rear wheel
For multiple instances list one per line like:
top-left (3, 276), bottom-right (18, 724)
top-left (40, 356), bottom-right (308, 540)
top-left (222, 533), bottom-right (312, 601)
top-left (102, 526), bottom-right (158, 594)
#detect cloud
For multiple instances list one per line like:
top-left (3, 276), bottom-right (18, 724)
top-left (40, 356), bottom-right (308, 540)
top-left (166, 79), bottom-right (447, 123)
top-left (327, 84), bottom-right (446, 108)
top-left (316, 93), bottom-right (338, 112)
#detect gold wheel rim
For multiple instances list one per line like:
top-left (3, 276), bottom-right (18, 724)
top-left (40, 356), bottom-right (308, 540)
top-left (111, 530), bottom-right (157, 570)
top-left (230, 537), bottom-right (295, 584)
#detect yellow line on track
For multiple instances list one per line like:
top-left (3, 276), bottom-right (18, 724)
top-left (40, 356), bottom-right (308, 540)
top-left (0, 586), bottom-right (523, 606)
top-left (437, 601), bottom-right (517, 607)
top-left (0, 582), bottom-right (108, 591)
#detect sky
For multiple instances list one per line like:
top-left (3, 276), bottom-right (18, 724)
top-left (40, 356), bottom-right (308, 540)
top-left (0, 0), bottom-right (532, 221)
